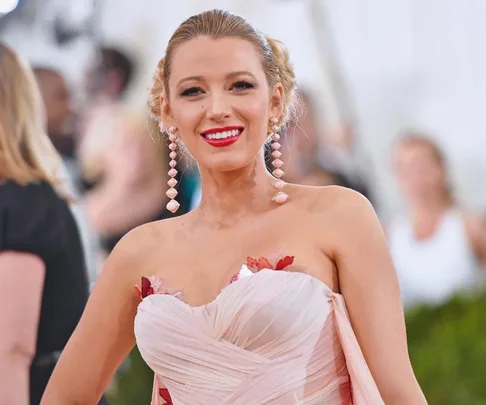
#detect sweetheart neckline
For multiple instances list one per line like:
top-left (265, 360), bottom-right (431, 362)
top-left (140, 269), bottom-right (340, 310)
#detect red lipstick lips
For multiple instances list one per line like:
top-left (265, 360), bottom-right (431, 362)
top-left (200, 126), bottom-right (243, 147)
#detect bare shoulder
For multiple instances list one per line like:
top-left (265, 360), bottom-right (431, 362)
top-left (462, 211), bottom-right (486, 262)
top-left (291, 184), bottom-right (376, 222)
top-left (288, 184), bottom-right (382, 246)
top-left (462, 211), bottom-right (486, 241)
top-left (463, 211), bottom-right (486, 230)
top-left (105, 215), bottom-right (184, 283)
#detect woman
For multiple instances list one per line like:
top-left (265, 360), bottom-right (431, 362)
top-left (389, 133), bottom-right (486, 308)
top-left (0, 44), bottom-right (91, 404)
top-left (42, 10), bottom-right (426, 404)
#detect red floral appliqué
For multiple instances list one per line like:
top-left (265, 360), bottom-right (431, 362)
top-left (159, 387), bottom-right (173, 404)
top-left (134, 276), bottom-right (154, 300)
top-left (246, 255), bottom-right (295, 272)
top-left (134, 276), bottom-right (174, 301)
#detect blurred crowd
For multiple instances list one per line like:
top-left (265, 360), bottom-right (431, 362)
top-left (37, 44), bottom-right (485, 305)
top-left (1, 31), bottom-right (486, 405)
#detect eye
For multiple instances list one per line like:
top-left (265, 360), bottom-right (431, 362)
top-left (180, 87), bottom-right (203, 97)
top-left (230, 80), bottom-right (255, 91)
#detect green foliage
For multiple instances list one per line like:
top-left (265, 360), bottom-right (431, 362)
top-left (107, 347), bottom-right (153, 405)
top-left (405, 291), bottom-right (486, 405)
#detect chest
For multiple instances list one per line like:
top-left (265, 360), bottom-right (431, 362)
top-left (152, 223), bottom-right (335, 307)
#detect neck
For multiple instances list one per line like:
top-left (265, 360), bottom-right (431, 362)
top-left (407, 194), bottom-right (452, 219)
top-left (196, 154), bottom-right (276, 221)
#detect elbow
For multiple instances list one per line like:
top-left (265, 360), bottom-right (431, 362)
top-left (41, 384), bottom-right (86, 405)
top-left (41, 396), bottom-right (83, 405)
top-left (41, 389), bottom-right (92, 405)
top-left (0, 344), bottom-right (35, 368)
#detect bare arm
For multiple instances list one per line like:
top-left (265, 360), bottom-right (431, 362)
top-left (0, 252), bottom-right (45, 405)
top-left (41, 229), bottom-right (147, 405)
top-left (330, 188), bottom-right (427, 405)
top-left (465, 214), bottom-right (486, 268)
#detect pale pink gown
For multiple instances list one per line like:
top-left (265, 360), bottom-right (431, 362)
top-left (134, 265), bottom-right (385, 404)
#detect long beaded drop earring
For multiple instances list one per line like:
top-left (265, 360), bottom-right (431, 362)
top-left (165, 125), bottom-right (180, 213)
top-left (269, 117), bottom-right (288, 204)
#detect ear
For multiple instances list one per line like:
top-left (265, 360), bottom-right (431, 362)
top-left (160, 95), bottom-right (177, 129)
top-left (269, 82), bottom-right (284, 120)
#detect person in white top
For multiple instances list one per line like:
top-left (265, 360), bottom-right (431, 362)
top-left (388, 133), bottom-right (486, 308)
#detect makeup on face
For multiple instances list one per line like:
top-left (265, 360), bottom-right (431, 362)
top-left (200, 126), bottom-right (244, 147)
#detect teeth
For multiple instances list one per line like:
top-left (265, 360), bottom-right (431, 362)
top-left (206, 129), bottom-right (241, 140)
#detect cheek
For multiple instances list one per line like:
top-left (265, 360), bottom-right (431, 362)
top-left (171, 101), bottom-right (204, 138)
top-left (397, 165), bottom-right (421, 184)
top-left (430, 167), bottom-right (446, 184)
top-left (238, 94), bottom-right (271, 135)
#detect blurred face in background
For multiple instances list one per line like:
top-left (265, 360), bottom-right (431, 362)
top-left (283, 92), bottom-right (320, 182)
top-left (394, 138), bottom-right (449, 204)
top-left (286, 92), bottom-right (318, 157)
top-left (36, 71), bottom-right (72, 137)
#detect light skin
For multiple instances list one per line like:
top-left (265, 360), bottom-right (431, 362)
top-left (42, 36), bottom-right (427, 404)
top-left (394, 141), bottom-right (486, 265)
top-left (35, 70), bottom-right (72, 137)
top-left (0, 252), bottom-right (45, 405)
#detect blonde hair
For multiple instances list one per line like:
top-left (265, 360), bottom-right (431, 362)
top-left (148, 9), bottom-right (297, 127)
top-left (0, 43), bottom-right (65, 194)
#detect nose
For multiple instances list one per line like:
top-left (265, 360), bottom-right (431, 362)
top-left (207, 91), bottom-right (231, 122)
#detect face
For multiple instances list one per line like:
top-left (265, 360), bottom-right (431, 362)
top-left (37, 72), bottom-right (72, 136)
top-left (394, 141), bottom-right (447, 200)
top-left (162, 36), bottom-right (283, 172)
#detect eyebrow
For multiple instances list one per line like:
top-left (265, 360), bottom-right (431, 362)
top-left (176, 71), bottom-right (257, 87)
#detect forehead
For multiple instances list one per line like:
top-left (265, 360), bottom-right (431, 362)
top-left (398, 141), bottom-right (432, 156)
top-left (396, 142), bottom-right (439, 165)
top-left (37, 71), bottom-right (67, 91)
top-left (169, 36), bottom-right (265, 83)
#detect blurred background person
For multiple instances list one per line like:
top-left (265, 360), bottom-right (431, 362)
top-left (0, 43), bottom-right (92, 405)
top-left (32, 65), bottom-right (101, 283)
top-left (299, 163), bottom-right (355, 188)
top-left (282, 89), bottom-right (321, 182)
top-left (266, 89), bottom-right (373, 200)
top-left (2, 1), bottom-right (486, 402)
top-left (388, 133), bottom-right (486, 308)
top-left (77, 46), bottom-right (136, 194)
top-left (32, 67), bottom-right (75, 167)
top-left (78, 46), bottom-right (194, 256)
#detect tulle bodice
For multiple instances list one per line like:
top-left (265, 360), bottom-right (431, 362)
top-left (134, 266), bottom-right (384, 405)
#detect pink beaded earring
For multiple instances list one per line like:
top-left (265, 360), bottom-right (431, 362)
top-left (165, 125), bottom-right (180, 213)
top-left (270, 117), bottom-right (288, 204)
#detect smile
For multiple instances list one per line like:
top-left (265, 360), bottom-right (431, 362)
top-left (200, 126), bottom-right (244, 147)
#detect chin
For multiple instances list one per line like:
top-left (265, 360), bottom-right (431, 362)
top-left (200, 151), bottom-right (255, 173)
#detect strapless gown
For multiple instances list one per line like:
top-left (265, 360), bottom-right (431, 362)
top-left (134, 260), bottom-right (384, 404)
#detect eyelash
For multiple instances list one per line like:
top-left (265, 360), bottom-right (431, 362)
top-left (179, 80), bottom-right (255, 97)
top-left (231, 80), bottom-right (255, 91)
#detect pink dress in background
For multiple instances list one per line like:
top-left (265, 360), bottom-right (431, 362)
top-left (134, 256), bottom-right (384, 404)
